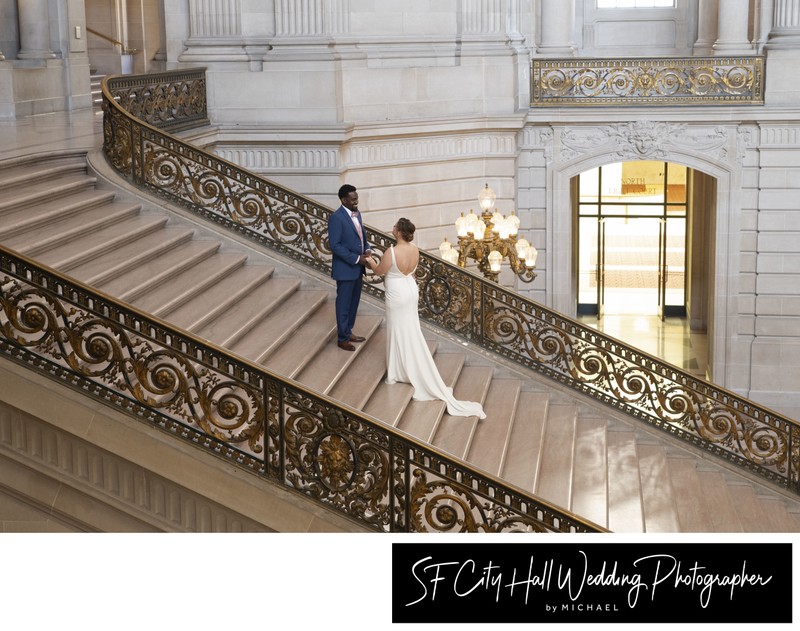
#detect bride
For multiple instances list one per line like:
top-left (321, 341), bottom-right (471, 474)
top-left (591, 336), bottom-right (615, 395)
top-left (367, 218), bottom-right (486, 420)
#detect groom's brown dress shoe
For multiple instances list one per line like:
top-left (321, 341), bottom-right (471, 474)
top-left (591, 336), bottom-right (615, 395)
top-left (337, 341), bottom-right (356, 351)
top-left (349, 335), bottom-right (366, 343)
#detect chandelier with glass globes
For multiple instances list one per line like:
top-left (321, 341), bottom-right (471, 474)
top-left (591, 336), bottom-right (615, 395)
top-left (438, 183), bottom-right (537, 283)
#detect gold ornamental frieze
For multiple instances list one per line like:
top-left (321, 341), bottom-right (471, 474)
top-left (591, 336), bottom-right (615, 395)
top-left (532, 57), bottom-right (764, 106)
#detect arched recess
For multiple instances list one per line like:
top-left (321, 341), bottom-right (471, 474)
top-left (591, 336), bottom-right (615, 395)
top-left (542, 122), bottom-right (744, 387)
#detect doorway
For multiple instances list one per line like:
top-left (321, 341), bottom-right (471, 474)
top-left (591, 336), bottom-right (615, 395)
top-left (576, 161), bottom-right (687, 318)
top-left (574, 161), bottom-right (711, 378)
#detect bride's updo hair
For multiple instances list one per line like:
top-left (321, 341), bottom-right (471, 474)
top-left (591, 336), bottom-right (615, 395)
top-left (396, 217), bottom-right (415, 242)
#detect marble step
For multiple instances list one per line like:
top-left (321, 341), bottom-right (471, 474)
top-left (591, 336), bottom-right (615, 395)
top-left (1, 201), bottom-right (142, 254)
top-left (696, 469), bottom-right (744, 532)
top-left (0, 175), bottom-right (97, 212)
top-left (606, 430), bottom-right (645, 532)
top-left (431, 364), bottom-right (494, 460)
top-left (500, 391), bottom-right (549, 493)
top-left (466, 378), bottom-right (521, 477)
top-left (26, 215), bottom-right (169, 271)
top-left (328, 328), bottom-right (389, 410)
top-left (166, 264), bottom-right (276, 332)
top-left (293, 314), bottom-right (384, 395)
top-left (69, 227), bottom-right (199, 287)
top-left (0, 156), bottom-right (87, 192)
top-left (131, 251), bottom-right (249, 318)
top-left (534, 403), bottom-right (577, 509)
top-left (395, 353), bottom-right (466, 442)
top-left (665, 456), bottom-right (714, 532)
top-left (360, 340), bottom-right (438, 427)
top-left (571, 416), bottom-right (609, 529)
top-left (261, 299), bottom-right (338, 379)
top-left (637, 443), bottom-right (681, 532)
top-left (227, 288), bottom-right (332, 365)
top-left (96, 239), bottom-right (221, 301)
top-left (191, 276), bottom-right (302, 347)
top-left (0, 188), bottom-right (117, 239)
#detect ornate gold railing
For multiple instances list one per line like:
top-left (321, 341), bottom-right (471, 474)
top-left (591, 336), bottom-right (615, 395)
top-left (100, 70), bottom-right (800, 495)
top-left (0, 245), bottom-right (598, 533)
top-left (532, 57), bottom-right (765, 106)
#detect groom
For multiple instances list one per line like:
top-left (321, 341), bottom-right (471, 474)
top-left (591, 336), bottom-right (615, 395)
top-left (329, 184), bottom-right (372, 351)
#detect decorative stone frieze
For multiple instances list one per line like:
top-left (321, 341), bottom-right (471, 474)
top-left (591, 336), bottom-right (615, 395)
top-left (213, 147), bottom-right (340, 171)
top-left (557, 121), bottom-right (730, 163)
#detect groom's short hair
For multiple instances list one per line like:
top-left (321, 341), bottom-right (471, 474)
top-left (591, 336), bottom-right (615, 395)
top-left (338, 184), bottom-right (357, 200)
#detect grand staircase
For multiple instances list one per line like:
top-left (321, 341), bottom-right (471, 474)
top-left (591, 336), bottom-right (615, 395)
top-left (2, 150), bottom-right (800, 532)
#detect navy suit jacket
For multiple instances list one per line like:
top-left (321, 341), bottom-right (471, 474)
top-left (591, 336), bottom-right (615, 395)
top-left (329, 205), bottom-right (369, 281)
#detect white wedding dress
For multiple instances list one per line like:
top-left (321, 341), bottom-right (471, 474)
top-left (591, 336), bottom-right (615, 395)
top-left (384, 246), bottom-right (486, 419)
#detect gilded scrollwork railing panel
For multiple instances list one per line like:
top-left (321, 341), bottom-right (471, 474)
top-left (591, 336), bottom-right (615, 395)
top-left (0, 246), bottom-right (595, 533)
top-left (532, 57), bottom-right (765, 106)
top-left (100, 70), bottom-right (800, 496)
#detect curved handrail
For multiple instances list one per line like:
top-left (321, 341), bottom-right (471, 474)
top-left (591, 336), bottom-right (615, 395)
top-left (99, 69), bottom-right (800, 496)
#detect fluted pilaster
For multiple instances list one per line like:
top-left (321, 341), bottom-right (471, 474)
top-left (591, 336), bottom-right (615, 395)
top-left (275, 0), bottom-right (349, 36)
top-left (189, 0), bottom-right (242, 38)
top-left (766, 0), bottom-right (800, 48)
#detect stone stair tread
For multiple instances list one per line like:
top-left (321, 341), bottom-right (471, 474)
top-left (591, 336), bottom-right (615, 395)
top-left (69, 227), bottom-right (199, 286)
top-left (637, 444), bottom-right (681, 532)
top-left (726, 483), bottom-right (772, 532)
top-left (571, 416), bottom-right (609, 529)
top-left (752, 496), bottom-right (797, 532)
top-left (665, 457), bottom-right (714, 532)
top-left (466, 378), bottom-right (521, 476)
top-left (328, 328), bottom-right (389, 408)
top-left (131, 251), bottom-right (249, 317)
top-left (606, 430), bottom-right (645, 532)
top-left (2, 202), bottom-right (142, 253)
top-left (0, 158), bottom-right (87, 191)
top-left (292, 314), bottom-right (384, 394)
top-left (165, 264), bottom-right (275, 331)
top-left (430, 365), bottom-right (494, 460)
top-left (361, 340), bottom-right (438, 427)
top-left (0, 188), bottom-right (117, 238)
top-left (534, 403), bottom-right (577, 509)
top-left (260, 299), bottom-right (337, 379)
top-left (696, 470), bottom-right (743, 532)
top-left (191, 275), bottom-right (301, 345)
top-left (27, 215), bottom-right (169, 271)
top-left (0, 175), bottom-right (97, 210)
top-left (395, 352), bottom-right (465, 441)
top-left (500, 391), bottom-right (549, 492)
top-left (94, 238), bottom-right (220, 300)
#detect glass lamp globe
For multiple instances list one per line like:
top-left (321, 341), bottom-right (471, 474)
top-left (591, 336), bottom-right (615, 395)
top-left (478, 183), bottom-right (496, 213)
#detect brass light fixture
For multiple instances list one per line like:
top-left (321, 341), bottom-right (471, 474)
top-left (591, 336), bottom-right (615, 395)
top-left (439, 183), bottom-right (537, 283)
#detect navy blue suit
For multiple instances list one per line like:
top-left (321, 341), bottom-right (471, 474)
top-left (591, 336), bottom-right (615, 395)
top-left (329, 205), bottom-right (369, 343)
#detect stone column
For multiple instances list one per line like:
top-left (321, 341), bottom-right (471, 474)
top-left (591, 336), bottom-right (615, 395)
top-left (712, 0), bottom-right (753, 55)
top-left (16, 0), bottom-right (56, 59)
top-left (694, 0), bottom-right (719, 55)
top-left (189, 0), bottom-right (242, 38)
top-left (536, 0), bottom-right (575, 56)
top-left (766, 0), bottom-right (800, 48)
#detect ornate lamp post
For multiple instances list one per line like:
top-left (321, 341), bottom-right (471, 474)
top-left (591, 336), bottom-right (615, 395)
top-left (439, 184), bottom-right (537, 283)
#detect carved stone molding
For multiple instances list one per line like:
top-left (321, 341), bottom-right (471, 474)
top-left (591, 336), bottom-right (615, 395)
top-left (342, 133), bottom-right (517, 168)
top-left (0, 402), bottom-right (271, 532)
top-left (558, 120), bottom-right (730, 163)
top-left (213, 147), bottom-right (340, 171)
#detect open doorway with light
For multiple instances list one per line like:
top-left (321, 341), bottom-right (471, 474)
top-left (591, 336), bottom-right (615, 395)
top-left (573, 160), bottom-right (714, 379)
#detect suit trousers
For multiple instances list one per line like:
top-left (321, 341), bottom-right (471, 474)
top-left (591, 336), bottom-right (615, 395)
top-left (336, 275), bottom-right (363, 342)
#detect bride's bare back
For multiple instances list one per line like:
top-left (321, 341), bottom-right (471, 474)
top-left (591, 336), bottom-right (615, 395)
top-left (392, 242), bottom-right (419, 276)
